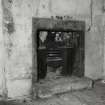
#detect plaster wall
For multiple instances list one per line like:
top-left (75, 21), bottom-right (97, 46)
top-left (103, 13), bottom-right (105, 78)
top-left (85, 0), bottom-right (104, 79)
top-left (0, 0), bottom-right (6, 96)
top-left (1, 0), bottom-right (104, 98)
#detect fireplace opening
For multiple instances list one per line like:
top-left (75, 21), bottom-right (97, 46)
top-left (36, 29), bottom-right (84, 81)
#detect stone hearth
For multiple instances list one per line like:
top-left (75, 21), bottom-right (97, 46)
top-left (34, 76), bottom-right (93, 98)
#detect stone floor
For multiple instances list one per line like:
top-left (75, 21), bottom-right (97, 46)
top-left (0, 80), bottom-right (105, 105)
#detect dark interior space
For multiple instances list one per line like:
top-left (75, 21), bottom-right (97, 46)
top-left (37, 29), bottom-right (84, 81)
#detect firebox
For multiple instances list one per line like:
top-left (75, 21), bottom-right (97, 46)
top-left (32, 18), bottom-right (85, 82)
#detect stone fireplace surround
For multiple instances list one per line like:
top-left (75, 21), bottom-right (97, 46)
top-left (32, 18), bottom-right (85, 81)
top-left (31, 18), bottom-right (92, 98)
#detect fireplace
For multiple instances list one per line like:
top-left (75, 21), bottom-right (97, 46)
top-left (31, 18), bottom-right (88, 98)
top-left (32, 18), bottom-right (85, 83)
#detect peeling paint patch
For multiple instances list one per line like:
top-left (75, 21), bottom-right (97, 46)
top-left (2, 0), bottom-right (15, 34)
top-left (6, 21), bottom-right (15, 34)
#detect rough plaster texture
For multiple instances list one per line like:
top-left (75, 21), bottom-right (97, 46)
top-left (0, 0), bottom-right (105, 98)
top-left (85, 0), bottom-right (104, 79)
top-left (0, 0), bottom-right (4, 96)
top-left (104, 13), bottom-right (105, 78)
